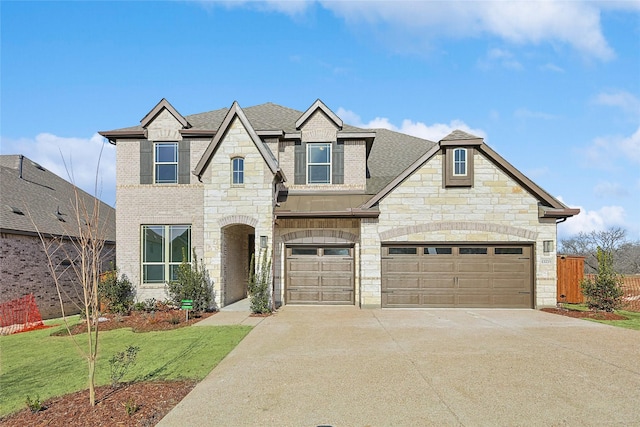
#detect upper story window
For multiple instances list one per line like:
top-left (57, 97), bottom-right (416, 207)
top-left (307, 143), bottom-right (331, 184)
top-left (453, 148), bottom-right (467, 176)
top-left (155, 143), bottom-right (178, 183)
top-left (232, 157), bottom-right (244, 185)
top-left (444, 146), bottom-right (474, 187)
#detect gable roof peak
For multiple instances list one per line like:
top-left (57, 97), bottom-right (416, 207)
top-left (440, 129), bottom-right (482, 142)
top-left (140, 98), bottom-right (191, 129)
top-left (296, 99), bottom-right (343, 130)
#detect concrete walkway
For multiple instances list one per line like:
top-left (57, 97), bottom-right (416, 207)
top-left (158, 307), bottom-right (640, 426)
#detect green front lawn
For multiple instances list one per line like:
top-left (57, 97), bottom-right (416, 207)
top-left (0, 316), bottom-right (251, 417)
top-left (564, 304), bottom-right (640, 330)
top-left (589, 310), bottom-right (640, 330)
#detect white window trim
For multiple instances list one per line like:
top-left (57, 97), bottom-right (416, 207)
top-left (154, 142), bottom-right (178, 184)
top-left (232, 157), bottom-right (244, 185)
top-left (453, 147), bottom-right (467, 177)
top-left (307, 142), bottom-right (332, 184)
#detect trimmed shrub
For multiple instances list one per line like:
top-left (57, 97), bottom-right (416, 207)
top-left (98, 271), bottom-right (134, 315)
top-left (167, 248), bottom-right (213, 312)
top-left (581, 247), bottom-right (624, 312)
top-left (248, 248), bottom-right (272, 314)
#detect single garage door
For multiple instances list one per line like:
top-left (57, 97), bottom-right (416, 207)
top-left (286, 246), bottom-right (355, 304)
top-left (382, 244), bottom-right (533, 308)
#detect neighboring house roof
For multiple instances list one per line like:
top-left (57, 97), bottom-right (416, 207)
top-left (0, 155), bottom-right (116, 242)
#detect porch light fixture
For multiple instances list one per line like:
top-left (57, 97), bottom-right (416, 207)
top-left (260, 235), bottom-right (268, 249)
top-left (543, 240), bottom-right (554, 253)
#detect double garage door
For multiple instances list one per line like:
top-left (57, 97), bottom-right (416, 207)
top-left (382, 244), bottom-right (533, 308)
top-left (286, 246), bottom-right (355, 304)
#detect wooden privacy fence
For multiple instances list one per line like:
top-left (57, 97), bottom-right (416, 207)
top-left (557, 254), bottom-right (640, 312)
top-left (556, 255), bottom-right (585, 304)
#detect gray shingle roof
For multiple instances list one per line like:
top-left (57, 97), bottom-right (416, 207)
top-left (104, 101), bottom-right (436, 195)
top-left (0, 155), bottom-right (116, 241)
top-left (441, 130), bottom-right (481, 141)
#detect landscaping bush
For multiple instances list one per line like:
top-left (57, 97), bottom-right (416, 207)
top-left (581, 247), bottom-right (624, 312)
top-left (167, 248), bottom-right (213, 312)
top-left (248, 248), bottom-right (272, 314)
top-left (99, 271), bottom-right (134, 315)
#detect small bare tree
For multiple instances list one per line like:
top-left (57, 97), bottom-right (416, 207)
top-left (28, 152), bottom-right (111, 407)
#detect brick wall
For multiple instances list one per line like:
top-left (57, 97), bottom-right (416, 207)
top-left (0, 232), bottom-right (115, 319)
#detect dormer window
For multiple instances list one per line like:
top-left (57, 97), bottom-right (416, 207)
top-left (307, 143), bottom-right (331, 184)
top-left (444, 146), bottom-right (474, 187)
top-left (453, 148), bottom-right (467, 176)
top-left (232, 157), bottom-right (244, 185)
top-left (155, 143), bottom-right (178, 184)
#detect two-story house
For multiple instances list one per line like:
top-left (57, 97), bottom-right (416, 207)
top-left (100, 98), bottom-right (578, 309)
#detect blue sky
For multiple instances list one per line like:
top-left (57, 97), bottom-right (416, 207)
top-left (1, 1), bottom-right (639, 240)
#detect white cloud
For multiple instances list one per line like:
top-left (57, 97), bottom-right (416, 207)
top-left (583, 126), bottom-right (640, 169)
top-left (593, 90), bottom-right (640, 116)
top-left (478, 48), bottom-right (523, 70)
top-left (593, 181), bottom-right (629, 198)
top-left (204, 2), bottom-right (625, 60)
top-left (540, 63), bottom-right (565, 73)
top-left (558, 201), bottom-right (628, 237)
top-left (0, 133), bottom-right (116, 206)
top-left (336, 108), bottom-right (486, 142)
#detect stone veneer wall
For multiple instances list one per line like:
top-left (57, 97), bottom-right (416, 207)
top-left (360, 150), bottom-right (558, 308)
top-left (0, 233), bottom-right (115, 319)
top-left (202, 117), bottom-right (275, 307)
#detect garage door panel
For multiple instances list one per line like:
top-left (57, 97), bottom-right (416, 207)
top-left (382, 244), bottom-right (533, 308)
top-left (321, 291), bottom-right (354, 303)
top-left (288, 275), bottom-right (321, 288)
top-left (458, 278), bottom-right (490, 288)
top-left (320, 276), bottom-right (353, 288)
top-left (383, 292), bottom-right (421, 307)
top-left (322, 261), bottom-right (353, 272)
top-left (386, 277), bottom-right (420, 289)
top-left (421, 293), bottom-right (456, 306)
top-left (421, 261), bottom-right (455, 273)
top-left (286, 246), bottom-right (354, 305)
top-left (287, 290), bottom-right (321, 303)
top-left (288, 261), bottom-right (321, 272)
top-left (383, 261), bottom-right (420, 273)
top-left (458, 262), bottom-right (491, 273)
top-left (422, 278), bottom-right (455, 289)
top-left (493, 262), bottom-right (528, 273)
top-left (493, 278), bottom-right (529, 289)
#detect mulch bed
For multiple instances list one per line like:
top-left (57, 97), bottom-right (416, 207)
top-left (541, 307), bottom-right (628, 320)
top-left (2, 309), bottom-right (216, 426)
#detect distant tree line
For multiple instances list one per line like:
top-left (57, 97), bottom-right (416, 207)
top-left (559, 227), bottom-right (640, 275)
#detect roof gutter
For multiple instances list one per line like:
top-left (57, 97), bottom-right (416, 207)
top-left (275, 208), bottom-right (379, 219)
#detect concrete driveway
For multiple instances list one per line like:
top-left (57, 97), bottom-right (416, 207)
top-left (158, 307), bottom-right (640, 426)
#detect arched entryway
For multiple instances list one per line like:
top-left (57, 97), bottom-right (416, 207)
top-left (221, 224), bottom-right (255, 306)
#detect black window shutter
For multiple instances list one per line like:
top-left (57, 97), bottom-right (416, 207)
top-left (332, 141), bottom-right (344, 184)
top-left (178, 140), bottom-right (190, 184)
top-left (294, 141), bottom-right (306, 185)
top-left (140, 139), bottom-right (153, 184)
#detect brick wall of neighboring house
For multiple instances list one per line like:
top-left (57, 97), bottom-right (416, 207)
top-left (0, 232), bottom-right (115, 319)
top-left (361, 151), bottom-right (559, 308)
